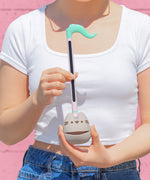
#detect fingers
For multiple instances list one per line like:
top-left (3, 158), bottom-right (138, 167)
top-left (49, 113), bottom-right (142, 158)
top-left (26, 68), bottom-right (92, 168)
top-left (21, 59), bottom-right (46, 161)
top-left (58, 125), bottom-right (74, 155)
top-left (58, 125), bottom-right (74, 152)
top-left (44, 82), bottom-right (66, 90)
top-left (36, 67), bottom-right (78, 106)
top-left (43, 67), bottom-right (77, 81)
top-left (91, 125), bottom-right (100, 147)
top-left (41, 68), bottom-right (78, 92)
top-left (45, 74), bottom-right (66, 83)
top-left (43, 72), bottom-right (78, 83)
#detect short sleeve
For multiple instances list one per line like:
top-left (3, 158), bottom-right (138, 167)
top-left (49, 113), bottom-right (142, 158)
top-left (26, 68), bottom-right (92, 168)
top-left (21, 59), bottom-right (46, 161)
top-left (136, 15), bottom-right (150, 74)
top-left (0, 17), bottom-right (28, 74)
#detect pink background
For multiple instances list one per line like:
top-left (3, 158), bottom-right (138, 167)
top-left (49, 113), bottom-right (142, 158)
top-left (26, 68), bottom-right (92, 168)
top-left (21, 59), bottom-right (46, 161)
top-left (0, 0), bottom-right (150, 179)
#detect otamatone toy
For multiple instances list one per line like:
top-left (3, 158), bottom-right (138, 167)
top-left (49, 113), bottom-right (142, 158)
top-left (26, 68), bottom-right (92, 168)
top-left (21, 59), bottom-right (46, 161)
top-left (63, 24), bottom-right (97, 144)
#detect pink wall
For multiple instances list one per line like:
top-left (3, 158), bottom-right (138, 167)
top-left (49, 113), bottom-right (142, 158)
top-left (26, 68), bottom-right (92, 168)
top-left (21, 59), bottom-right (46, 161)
top-left (0, 0), bottom-right (150, 179)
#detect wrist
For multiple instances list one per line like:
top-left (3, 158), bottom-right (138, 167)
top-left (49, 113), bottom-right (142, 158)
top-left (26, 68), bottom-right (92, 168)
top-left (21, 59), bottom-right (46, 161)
top-left (107, 146), bottom-right (122, 167)
top-left (31, 90), bottom-right (46, 110)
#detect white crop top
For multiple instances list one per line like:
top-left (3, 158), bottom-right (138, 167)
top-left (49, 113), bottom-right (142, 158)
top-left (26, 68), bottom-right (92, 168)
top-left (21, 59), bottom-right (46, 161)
top-left (0, 4), bottom-right (150, 146)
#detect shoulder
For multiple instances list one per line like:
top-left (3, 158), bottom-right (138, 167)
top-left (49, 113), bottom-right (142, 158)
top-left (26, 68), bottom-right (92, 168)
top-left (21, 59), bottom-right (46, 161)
top-left (6, 5), bottom-right (46, 36)
top-left (123, 6), bottom-right (150, 30)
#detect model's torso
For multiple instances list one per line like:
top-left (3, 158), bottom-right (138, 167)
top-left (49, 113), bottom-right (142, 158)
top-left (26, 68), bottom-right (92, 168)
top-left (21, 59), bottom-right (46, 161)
top-left (33, 2), bottom-right (122, 153)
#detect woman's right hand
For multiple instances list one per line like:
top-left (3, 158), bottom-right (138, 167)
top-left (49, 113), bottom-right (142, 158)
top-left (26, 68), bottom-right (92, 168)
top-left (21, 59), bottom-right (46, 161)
top-left (33, 67), bottom-right (78, 107)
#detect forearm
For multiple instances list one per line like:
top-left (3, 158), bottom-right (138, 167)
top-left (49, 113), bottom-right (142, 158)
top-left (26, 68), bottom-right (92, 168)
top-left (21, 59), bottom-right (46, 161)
top-left (0, 90), bottom-right (46, 145)
top-left (108, 123), bottom-right (150, 166)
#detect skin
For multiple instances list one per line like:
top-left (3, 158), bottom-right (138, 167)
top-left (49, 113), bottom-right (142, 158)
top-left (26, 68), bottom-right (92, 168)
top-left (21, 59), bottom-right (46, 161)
top-left (53, 0), bottom-right (109, 22)
top-left (0, 0), bottom-right (150, 169)
top-left (45, 0), bottom-right (122, 54)
top-left (44, 0), bottom-right (115, 38)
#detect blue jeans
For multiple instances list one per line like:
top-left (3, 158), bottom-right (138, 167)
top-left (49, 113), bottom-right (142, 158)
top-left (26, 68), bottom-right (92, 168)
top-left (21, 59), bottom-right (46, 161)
top-left (17, 145), bottom-right (141, 180)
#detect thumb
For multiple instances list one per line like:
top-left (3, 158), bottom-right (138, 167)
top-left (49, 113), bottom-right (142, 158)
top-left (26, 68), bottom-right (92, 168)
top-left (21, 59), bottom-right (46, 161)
top-left (91, 125), bottom-right (100, 146)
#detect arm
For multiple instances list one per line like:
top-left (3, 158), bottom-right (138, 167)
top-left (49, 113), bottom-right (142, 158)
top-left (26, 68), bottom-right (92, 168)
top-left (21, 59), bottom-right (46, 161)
top-left (0, 61), bottom-right (76, 145)
top-left (0, 61), bottom-right (45, 145)
top-left (108, 68), bottom-right (150, 165)
top-left (58, 68), bottom-right (150, 168)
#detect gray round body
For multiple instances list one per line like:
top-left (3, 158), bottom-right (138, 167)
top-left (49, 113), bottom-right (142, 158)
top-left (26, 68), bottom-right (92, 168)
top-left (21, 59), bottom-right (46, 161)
top-left (63, 112), bottom-right (91, 144)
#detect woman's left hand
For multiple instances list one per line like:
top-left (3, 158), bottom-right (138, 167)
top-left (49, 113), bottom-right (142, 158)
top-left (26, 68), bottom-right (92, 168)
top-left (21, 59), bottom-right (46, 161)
top-left (58, 124), bottom-right (113, 168)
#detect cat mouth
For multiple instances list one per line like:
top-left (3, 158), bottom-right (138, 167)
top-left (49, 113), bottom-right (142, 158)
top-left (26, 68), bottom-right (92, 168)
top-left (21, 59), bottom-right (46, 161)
top-left (66, 131), bottom-right (89, 135)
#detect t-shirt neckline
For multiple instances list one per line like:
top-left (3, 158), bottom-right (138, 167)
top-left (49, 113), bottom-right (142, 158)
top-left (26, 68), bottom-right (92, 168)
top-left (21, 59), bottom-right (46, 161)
top-left (42, 4), bottom-right (125, 58)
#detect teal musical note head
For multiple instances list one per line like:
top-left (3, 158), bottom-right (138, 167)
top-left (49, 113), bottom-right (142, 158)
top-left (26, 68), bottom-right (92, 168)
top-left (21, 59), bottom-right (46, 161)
top-left (66, 24), bottom-right (97, 39)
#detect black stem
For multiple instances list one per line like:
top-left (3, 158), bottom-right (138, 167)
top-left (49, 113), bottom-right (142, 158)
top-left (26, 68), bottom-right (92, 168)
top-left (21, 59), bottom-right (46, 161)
top-left (68, 40), bottom-right (76, 102)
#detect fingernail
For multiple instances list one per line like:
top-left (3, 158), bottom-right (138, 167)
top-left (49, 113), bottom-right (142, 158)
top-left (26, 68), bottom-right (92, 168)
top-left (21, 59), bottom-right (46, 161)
top-left (70, 74), bottom-right (75, 79)
top-left (59, 125), bottom-right (63, 131)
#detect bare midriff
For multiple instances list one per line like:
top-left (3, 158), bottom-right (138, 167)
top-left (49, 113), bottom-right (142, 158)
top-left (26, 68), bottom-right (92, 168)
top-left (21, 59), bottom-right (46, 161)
top-left (33, 140), bottom-right (115, 155)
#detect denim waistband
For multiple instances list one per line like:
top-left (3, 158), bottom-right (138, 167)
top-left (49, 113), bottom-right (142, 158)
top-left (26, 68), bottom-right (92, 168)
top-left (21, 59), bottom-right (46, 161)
top-left (23, 145), bottom-right (138, 173)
